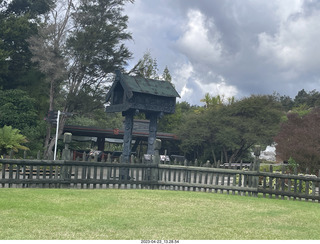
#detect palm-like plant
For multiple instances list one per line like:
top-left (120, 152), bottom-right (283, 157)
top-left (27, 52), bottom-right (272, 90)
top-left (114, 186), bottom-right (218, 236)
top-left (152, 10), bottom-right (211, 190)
top-left (0, 125), bottom-right (29, 155)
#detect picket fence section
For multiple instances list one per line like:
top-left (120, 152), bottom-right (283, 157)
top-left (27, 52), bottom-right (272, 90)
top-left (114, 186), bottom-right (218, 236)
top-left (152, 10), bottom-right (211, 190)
top-left (0, 154), bottom-right (320, 203)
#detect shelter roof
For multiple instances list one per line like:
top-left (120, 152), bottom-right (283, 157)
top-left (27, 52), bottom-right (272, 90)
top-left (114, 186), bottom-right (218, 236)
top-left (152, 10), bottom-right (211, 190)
top-left (106, 70), bottom-right (180, 102)
top-left (120, 73), bottom-right (180, 98)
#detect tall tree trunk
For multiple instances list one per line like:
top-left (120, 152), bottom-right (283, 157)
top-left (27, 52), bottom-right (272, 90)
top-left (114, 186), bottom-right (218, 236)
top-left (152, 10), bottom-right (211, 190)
top-left (211, 148), bottom-right (217, 165)
top-left (43, 126), bottom-right (51, 158)
top-left (43, 79), bottom-right (55, 159)
top-left (223, 147), bottom-right (228, 164)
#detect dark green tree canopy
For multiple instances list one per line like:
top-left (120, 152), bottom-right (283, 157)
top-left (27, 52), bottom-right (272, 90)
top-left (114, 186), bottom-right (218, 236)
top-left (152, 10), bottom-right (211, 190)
top-left (0, 89), bottom-right (38, 130)
top-left (63, 0), bottom-right (133, 114)
top-left (178, 95), bottom-right (283, 163)
top-left (0, 0), bottom-right (52, 90)
top-left (4, 0), bottom-right (53, 17)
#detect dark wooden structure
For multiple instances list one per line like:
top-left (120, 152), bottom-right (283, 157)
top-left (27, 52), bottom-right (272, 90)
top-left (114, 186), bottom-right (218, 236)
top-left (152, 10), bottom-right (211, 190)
top-left (106, 70), bottom-right (180, 162)
top-left (62, 122), bottom-right (179, 152)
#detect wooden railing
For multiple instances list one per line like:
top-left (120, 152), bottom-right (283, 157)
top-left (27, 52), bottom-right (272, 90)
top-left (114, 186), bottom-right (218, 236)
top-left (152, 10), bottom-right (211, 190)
top-left (157, 164), bottom-right (259, 196)
top-left (1, 157), bottom-right (319, 203)
top-left (258, 167), bottom-right (320, 202)
top-left (0, 159), bottom-right (158, 189)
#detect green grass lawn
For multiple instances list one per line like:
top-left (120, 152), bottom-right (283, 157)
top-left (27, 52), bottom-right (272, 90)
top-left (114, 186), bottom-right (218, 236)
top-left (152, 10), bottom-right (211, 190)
top-left (0, 188), bottom-right (319, 240)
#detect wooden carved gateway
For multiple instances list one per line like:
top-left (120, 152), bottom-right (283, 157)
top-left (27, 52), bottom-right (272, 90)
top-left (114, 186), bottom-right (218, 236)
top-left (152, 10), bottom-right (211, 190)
top-left (106, 70), bottom-right (180, 162)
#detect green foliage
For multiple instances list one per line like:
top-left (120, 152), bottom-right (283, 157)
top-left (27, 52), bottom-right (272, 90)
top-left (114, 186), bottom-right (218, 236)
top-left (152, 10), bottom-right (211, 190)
top-left (288, 156), bottom-right (298, 172)
top-left (0, 89), bottom-right (46, 157)
top-left (259, 164), bottom-right (284, 172)
top-left (26, 0), bottom-right (134, 157)
top-left (130, 50), bottom-right (173, 83)
top-left (200, 93), bottom-right (225, 109)
top-left (158, 102), bottom-right (194, 133)
top-left (178, 95), bottom-right (283, 162)
top-left (66, 0), bottom-right (132, 76)
top-left (162, 65), bottom-right (172, 82)
top-left (66, 111), bottom-right (122, 129)
top-left (21, 120), bottom-right (47, 157)
top-left (290, 103), bottom-right (311, 117)
top-left (0, 0), bottom-right (49, 120)
top-left (293, 89), bottom-right (320, 109)
top-left (178, 112), bottom-right (210, 160)
top-left (279, 95), bottom-right (294, 111)
top-left (0, 89), bottom-right (38, 130)
top-left (133, 50), bottom-right (159, 79)
top-left (0, 0), bottom-right (51, 90)
top-left (0, 125), bottom-right (29, 155)
top-left (3, 0), bottom-right (53, 17)
top-left (61, 0), bottom-right (133, 115)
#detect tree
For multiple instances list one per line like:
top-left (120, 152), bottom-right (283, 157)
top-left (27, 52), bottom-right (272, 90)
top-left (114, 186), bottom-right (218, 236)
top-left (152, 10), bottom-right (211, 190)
top-left (27, 0), bottom-right (73, 155)
top-left (293, 89), bottom-right (320, 109)
top-left (28, 0), bottom-right (133, 158)
top-left (0, 89), bottom-right (38, 130)
top-left (216, 95), bottom-right (282, 163)
top-left (177, 111), bottom-right (210, 160)
top-left (129, 50), bottom-right (173, 82)
top-left (162, 65), bottom-right (172, 82)
top-left (0, 125), bottom-right (29, 155)
top-left (200, 93), bottom-right (227, 109)
top-left (280, 95), bottom-right (294, 111)
top-left (0, 89), bottom-right (46, 156)
top-left (274, 108), bottom-right (320, 174)
top-left (178, 95), bottom-right (283, 163)
top-left (294, 89), bottom-right (309, 107)
top-left (130, 50), bottom-right (159, 79)
top-left (158, 101), bottom-right (193, 133)
top-left (0, 0), bottom-right (53, 90)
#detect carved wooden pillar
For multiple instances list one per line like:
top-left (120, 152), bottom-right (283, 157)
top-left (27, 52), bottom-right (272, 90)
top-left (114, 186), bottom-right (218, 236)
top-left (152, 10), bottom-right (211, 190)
top-left (147, 112), bottom-right (158, 155)
top-left (122, 111), bottom-right (134, 162)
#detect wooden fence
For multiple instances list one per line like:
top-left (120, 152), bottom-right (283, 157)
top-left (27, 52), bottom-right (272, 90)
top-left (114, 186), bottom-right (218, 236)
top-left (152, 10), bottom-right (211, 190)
top-left (0, 155), bottom-right (319, 203)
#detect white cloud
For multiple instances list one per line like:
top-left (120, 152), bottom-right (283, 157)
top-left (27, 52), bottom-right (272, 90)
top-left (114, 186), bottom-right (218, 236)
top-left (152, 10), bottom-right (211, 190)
top-left (172, 61), bottom-right (194, 102)
top-left (172, 60), bottom-right (238, 105)
top-left (257, 2), bottom-right (320, 73)
top-left (193, 74), bottom-right (238, 101)
top-left (171, 8), bottom-right (238, 105)
top-left (179, 85), bottom-right (193, 102)
top-left (176, 9), bottom-right (224, 65)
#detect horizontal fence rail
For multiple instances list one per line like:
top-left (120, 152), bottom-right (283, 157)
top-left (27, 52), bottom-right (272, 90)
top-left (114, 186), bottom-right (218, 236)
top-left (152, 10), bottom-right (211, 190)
top-left (258, 171), bottom-right (320, 202)
top-left (0, 157), bottom-right (319, 203)
top-left (0, 159), bottom-right (159, 190)
top-left (157, 164), bottom-right (259, 196)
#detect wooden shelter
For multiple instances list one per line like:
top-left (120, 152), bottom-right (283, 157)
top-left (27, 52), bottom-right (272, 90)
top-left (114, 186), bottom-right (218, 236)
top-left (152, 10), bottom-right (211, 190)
top-left (106, 70), bottom-right (180, 162)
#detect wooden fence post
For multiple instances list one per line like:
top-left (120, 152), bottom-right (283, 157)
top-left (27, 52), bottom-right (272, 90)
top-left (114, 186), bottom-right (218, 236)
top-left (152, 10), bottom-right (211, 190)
top-left (269, 165), bottom-right (273, 199)
top-left (293, 167), bottom-right (298, 201)
top-left (305, 168), bottom-right (310, 202)
top-left (252, 145), bottom-right (261, 197)
top-left (60, 133), bottom-right (72, 188)
top-left (150, 139), bottom-right (161, 189)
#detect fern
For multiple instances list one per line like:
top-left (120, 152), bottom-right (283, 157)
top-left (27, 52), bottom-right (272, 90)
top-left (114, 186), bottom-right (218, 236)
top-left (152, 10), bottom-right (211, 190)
top-left (0, 125), bottom-right (29, 155)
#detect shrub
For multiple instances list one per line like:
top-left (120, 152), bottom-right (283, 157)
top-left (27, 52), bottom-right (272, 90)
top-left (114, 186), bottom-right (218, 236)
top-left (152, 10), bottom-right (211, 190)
top-left (0, 125), bottom-right (29, 156)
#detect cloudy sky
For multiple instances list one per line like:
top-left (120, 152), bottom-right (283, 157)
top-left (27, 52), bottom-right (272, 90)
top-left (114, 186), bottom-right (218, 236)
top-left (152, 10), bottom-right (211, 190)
top-left (124, 0), bottom-right (320, 106)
